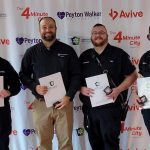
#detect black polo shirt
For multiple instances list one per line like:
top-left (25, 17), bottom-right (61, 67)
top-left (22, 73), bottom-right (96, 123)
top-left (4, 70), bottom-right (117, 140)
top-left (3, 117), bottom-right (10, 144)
top-left (19, 40), bottom-right (80, 100)
top-left (79, 43), bottom-right (135, 107)
top-left (0, 57), bottom-right (20, 107)
top-left (139, 50), bottom-right (150, 77)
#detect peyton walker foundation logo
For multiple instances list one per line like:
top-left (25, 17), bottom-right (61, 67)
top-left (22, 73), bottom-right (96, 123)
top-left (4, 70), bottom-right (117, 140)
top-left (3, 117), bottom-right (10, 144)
top-left (57, 11), bottom-right (101, 19)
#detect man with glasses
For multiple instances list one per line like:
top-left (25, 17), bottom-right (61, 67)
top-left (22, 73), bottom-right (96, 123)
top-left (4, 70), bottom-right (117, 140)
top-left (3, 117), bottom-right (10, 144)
top-left (79, 23), bottom-right (137, 150)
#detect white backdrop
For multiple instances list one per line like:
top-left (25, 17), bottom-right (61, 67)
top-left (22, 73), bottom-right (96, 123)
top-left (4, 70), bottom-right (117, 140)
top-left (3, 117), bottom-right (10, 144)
top-left (0, 0), bottom-right (150, 150)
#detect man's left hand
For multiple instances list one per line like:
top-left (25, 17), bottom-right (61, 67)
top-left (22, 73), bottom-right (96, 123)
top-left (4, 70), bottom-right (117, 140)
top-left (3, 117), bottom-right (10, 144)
top-left (107, 87), bottom-right (120, 101)
top-left (55, 96), bottom-right (71, 109)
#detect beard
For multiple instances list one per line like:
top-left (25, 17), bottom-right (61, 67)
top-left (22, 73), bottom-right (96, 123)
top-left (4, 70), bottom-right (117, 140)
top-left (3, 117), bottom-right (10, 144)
top-left (91, 36), bottom-right (108, 47)
top-left (42, 32), bottom-right (56, 42)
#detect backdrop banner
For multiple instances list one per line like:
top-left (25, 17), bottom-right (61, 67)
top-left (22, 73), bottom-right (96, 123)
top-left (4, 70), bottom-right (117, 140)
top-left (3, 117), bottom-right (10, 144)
top-left (0, 0), bottom-right (150, 149)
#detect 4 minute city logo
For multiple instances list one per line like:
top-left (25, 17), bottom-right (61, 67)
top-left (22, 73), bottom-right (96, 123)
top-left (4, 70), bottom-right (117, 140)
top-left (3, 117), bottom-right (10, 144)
top-left (17, 7), bottom-right (48, 20)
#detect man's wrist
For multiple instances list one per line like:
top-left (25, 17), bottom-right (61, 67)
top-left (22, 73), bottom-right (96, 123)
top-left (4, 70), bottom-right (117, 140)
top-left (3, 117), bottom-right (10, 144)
top-left (116, 87), bottom-right (122, 94)
top-left (65, 95), bottom-right (71, 101)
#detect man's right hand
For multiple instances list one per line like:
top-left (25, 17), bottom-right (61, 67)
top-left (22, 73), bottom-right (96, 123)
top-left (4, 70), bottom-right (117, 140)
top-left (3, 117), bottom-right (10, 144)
top-left (80, 86), bottom-right (94, 97)
top-left (0, 89), bottom-right (11, 98)
top-left (36, 85), bottom-right (48, 95)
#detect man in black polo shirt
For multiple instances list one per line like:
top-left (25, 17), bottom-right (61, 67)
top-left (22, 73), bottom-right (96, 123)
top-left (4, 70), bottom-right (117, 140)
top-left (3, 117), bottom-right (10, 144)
top-left (0, 57), bottom-right (20, 150)
top-left (19, 17), bottom-right (80, 150)
top-left (79, 23), bottom-right (137, 150)
top-left (139, 51), bottom-right (150, 135)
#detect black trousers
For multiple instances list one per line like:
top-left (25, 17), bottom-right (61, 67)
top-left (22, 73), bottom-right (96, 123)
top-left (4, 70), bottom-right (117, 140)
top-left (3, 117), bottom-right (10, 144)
top-left (83, 104), bottom-right (121, 150)
top-left (0, 107), bottom-right (11, 150)
top-left (141, 109), bottom-right (150, 135)
top-left (0, 136), bottom-right (9, 150)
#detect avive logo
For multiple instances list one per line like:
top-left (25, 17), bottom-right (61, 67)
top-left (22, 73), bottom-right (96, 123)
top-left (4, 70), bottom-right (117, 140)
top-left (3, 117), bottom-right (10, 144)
top-left (131, 57), bottom-right (140, 66)
top-left (109, 9), bottom-right (118, 20)
top-left (109, 9), bottom-right (143, 20)
top-left (10, 130), bottom-right (18, 136)
top-left (0, 38), bottom-right (10, 45)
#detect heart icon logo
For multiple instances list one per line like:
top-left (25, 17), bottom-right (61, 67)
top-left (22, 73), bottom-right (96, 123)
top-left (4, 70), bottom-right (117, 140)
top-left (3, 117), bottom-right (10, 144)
top-left (16, 37), bottom-right (24, 45)
top-left (23, 129), bottom-right (30, 136)
top-left (57, 12), bottom-right (65, 19)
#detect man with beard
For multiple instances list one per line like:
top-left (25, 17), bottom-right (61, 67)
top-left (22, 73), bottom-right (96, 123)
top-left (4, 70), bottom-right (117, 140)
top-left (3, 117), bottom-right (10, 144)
top-left (19, 17), bottom-right (80, 150)
top-left (79, 24), bottom-right (137, 150)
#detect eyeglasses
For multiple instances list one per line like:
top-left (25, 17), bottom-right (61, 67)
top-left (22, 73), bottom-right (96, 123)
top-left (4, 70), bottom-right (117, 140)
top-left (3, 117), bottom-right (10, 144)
top-left (92, 31), bottom-right (107, 36)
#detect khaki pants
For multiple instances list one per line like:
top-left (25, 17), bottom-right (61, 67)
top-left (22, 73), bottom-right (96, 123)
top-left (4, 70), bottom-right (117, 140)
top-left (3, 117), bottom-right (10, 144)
top-left (32, 99), bottom-right (73, 150)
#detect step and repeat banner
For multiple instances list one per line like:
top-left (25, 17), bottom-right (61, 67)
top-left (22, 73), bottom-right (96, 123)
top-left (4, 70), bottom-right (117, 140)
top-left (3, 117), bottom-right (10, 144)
top-left (0, 0), bottom-right (150, 149)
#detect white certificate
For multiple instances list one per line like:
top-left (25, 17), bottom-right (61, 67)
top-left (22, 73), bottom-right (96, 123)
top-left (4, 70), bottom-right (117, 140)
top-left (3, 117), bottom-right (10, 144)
top-left (137, 77), bottom-right (150, 109)
top-left (86, 73), bottom-right (113, 107)
top-left (0, 76), bottom-right (4, 107)
top-left (39, 72), bottom-right (66, 107)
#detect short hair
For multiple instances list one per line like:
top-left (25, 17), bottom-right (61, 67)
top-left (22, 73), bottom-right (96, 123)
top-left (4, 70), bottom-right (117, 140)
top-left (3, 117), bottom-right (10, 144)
top-left (93, 23), bottom-right (106, 30)
top-left (39, 17), bottom-right (56, 27)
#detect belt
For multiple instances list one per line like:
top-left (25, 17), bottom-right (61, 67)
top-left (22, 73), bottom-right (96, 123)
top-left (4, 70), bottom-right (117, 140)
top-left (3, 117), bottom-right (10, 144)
top-left (36, 98), bottom-right (45, 101)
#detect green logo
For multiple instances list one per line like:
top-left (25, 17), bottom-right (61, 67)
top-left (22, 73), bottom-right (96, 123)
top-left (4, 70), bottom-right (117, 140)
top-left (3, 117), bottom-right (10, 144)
top-left (71, 36), bottom-right (80, 45)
